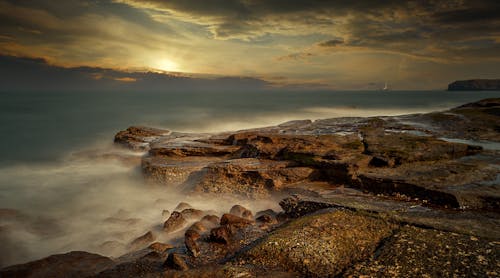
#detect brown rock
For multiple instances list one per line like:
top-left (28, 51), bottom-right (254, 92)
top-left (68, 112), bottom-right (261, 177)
top-left (163, 253), bottom-right (189, 271)
top-left (148, 242), bottom-right (173, 253)
top-left (180, 208), bottom-right (204, 220)
top-left (201, 215), bottom-right (220, 227)
top-left (185, 229), bottom-right (201, 257)
top-left (238, 210), bottom-right (395, 277)
top-left (163, 211), bottom-right (187, 233)
top-left (220, 213), bottom-right (254, 227)
top-left (114, 126), bottom-right (168, 150)
top-left (229, 205), bottom-right (254, 220)
top-left (209, 226), bottom-right (232, 244)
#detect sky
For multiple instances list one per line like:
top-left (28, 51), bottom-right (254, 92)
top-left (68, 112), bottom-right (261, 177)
top-left (0, 0), bottom-right (499, 90)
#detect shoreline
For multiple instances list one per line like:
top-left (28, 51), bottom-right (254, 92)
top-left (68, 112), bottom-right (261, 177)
top-left (1, 98), bottom-right (499, 277)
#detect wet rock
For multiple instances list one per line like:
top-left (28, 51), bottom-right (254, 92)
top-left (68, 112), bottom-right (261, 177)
top-left (361, 128), bottom-right (481, 167)
top-left (190, 158), bottom-right (312, 197)
top-left (201, 215), bottom-right (220, 227)
top-left (148, 242), bottom-right (173, 253)
top-left (114, 126), bottom-right (169, 150)
top-left (163, 253), bottom-right (189, 271)
top-left (279, 195), bottom-right (337, 218)
top-left (238, 210), bottom-right (396, 277)
top-left (256, 214), bottom-right (276, 224)
top-left (0, 251), bottom-right (114, 278)
top-left (180, 208), bottom-right (204, 220)
top-left (129, 231), bottom-right (155, 251)
top-left (209, 226), bottom-right (232, 244)
top-left (256, 209), bottom-right (277, 218)
top-left (163, 211), bottom-right (187, 233)
top-left (346, 225), bottom-right (500, 277)
top-left (185, 229), bottom-right (201, 257)
top-left (229, 205), bottom-right (254, 220)
top-left (356, 160), bottom-right (499, 209)
top-left (149, 140), bottom-right (239, 158)
top-left (142, 156), bottom-right (221, 186)
top-left (220, 213), bottom-right (254, 227)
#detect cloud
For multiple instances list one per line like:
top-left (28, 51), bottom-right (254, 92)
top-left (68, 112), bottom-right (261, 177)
top-left (317, 38), bottom-right (344, 47)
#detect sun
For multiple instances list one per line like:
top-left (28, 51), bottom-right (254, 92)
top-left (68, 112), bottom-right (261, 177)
top-left (155, 59), bottom-right (179, 72)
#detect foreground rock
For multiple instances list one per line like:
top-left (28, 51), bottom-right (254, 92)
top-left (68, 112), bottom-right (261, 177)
top-left (236, 209), bottom-right (396, 277)
top-left (346, 225), bottom-right (500, 277)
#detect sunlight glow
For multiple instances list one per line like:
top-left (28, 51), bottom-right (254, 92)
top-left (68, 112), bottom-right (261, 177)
top-left (155, 59), bottom-right (179, 72)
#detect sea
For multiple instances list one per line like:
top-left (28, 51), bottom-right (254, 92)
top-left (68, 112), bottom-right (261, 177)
top-left (1, 90), bottom-right (499, 266)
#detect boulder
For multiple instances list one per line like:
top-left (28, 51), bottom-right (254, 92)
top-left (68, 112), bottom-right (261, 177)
top-left (209, 226), bottom-right (232, 244)
top-left (163, 212), bottom-right (187, 233)
top-left (220, 214), bottom-right (254, 227)
top-left (229, 205), bottom-right (253, 220)
top-left (148, 242), bottom-right (173, 253)
top-left (237, 210), bottom-right (395, 277)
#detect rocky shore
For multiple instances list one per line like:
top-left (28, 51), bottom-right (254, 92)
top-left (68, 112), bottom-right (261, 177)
top-left (1, 98), bottom-right (499, 277)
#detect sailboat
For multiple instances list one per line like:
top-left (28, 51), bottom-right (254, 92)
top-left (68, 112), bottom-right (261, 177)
top-left (382, 81), bottom-right (389, 91)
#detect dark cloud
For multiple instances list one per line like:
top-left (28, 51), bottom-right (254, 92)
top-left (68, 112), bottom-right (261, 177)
top-left (318, 38), bottom-right (344, 47)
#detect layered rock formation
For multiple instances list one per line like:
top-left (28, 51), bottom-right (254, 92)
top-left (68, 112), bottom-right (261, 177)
top-left (2, 98), bottom-right (499, 277)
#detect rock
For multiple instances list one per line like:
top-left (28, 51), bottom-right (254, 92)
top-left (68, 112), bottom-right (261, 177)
top-left (189, 158), bottom-right (313, 197)
top-left (229, 205), bottom-right (254, 220)
top-left (448, 79), bottom-right (500, 91)
top-left (174, 202), bottom-right (192, 211)
top-left (163, 211), bottom-right (187, 233)
top-left (209, 226), bottom-right (232, 244)
top-left (201, 215), bottom-right (220, 227)
top-left (185, 229), bottom-right (201, 257)
top-left (238, 210), bottom-right (396, 277)
top-left (142, 156), bottom-right (221, 186)
top-left (356, 160), bottom-right (499, 209)
top-left (163, 253), bottom-right (189, 271)
top-left (256, 214), bottom-right (276, 224)
top-left (148, 242), bottom-right (173, 253)
top-left (114, 126), bottom-right (169, 150)
top-left (220, 213), bottom-right (254, 227)
top-left (279, 195), bottom-right (337, 218)
top-left (255, 209), bottom-right (277, 218)
top-left (0, 251), bottom-right (114, 278)
top-left (162, 210), bottom-right (170, 218)
top-left (129, 231), bottom-right (155, 251)
top-left (361, 128), bottom-right (481, 167)
top-left (345, 225), bottom-right (500, 277)
top-left (180, 208), bottom-right (204, 220)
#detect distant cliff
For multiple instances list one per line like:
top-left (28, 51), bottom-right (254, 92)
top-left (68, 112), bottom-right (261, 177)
top-left (448, 79), bottom-right (500, 91)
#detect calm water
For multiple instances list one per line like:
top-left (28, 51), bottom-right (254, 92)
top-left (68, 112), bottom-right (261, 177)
top-left (0, 90), bottom-right (499, 266)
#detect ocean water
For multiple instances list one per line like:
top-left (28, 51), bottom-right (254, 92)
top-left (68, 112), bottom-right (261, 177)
top-left (0, 90), bottom-right (499, 266)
